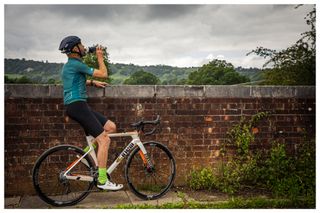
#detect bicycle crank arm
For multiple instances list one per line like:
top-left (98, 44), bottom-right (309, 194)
top-left (65, 175), bottom-right (94, 182)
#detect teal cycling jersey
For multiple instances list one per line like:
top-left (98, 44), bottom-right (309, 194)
top-left (61, 58), bottom-right (94, 105)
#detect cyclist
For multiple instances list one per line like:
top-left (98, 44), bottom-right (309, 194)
top-left (58, 35), bottom-right (123, 190)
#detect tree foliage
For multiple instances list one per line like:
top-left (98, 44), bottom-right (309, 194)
top-left (5, 59), bottom-right (265, 85)
top-left (82, 46), bottom-right (112, 83)
top-left (187, 59), bottom-right (250, 85)
top-left (247, 6), bottom-right (315, 85)
top-left (123, 70), bottom-right (160, 85)
top-left (5, 75), bottom-right (33, 84)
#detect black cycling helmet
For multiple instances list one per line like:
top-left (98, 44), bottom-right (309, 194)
top-left (59, 36), bottom-right (81, 54)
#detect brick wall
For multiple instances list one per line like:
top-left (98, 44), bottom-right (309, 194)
top-left (5, 85), bottom-right (315, 196)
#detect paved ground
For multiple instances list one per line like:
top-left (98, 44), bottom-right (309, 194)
top-left (5, 190), bottom-right (184, 209)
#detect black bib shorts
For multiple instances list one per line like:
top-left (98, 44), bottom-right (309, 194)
top-left (66, 101), bottom-right (108, 137)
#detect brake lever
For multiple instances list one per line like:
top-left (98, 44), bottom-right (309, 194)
top-left (144, 127), bottom-right (157, 136)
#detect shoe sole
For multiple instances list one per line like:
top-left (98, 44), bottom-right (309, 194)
top-left (96, 185), bottom-right (124, 191)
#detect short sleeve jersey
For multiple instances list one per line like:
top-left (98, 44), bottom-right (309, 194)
top-left (61, 58), bottom-right (94, 105)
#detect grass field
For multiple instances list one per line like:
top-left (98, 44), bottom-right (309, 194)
top-left (5, 74), bottom-right (24, 78)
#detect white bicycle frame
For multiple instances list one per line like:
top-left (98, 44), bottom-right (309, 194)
top-left (63, 131), bottom-right (152, 182)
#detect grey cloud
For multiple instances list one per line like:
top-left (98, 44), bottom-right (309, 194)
top-left (205, 5), bottom-right (311, 47)
top-left (52, 5), bottom-right (203, 22)
top-left (6, 4), bottom-right (147, 25)
top-left (5, 4), bottom-right (205, 25)
top-left (272, 4), bottom-right (295, 10)
top-left (145, 5), bottom-right (203, 20)
top-left (4, 4), bottom-right (314, 68)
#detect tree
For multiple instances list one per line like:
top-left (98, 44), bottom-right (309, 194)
top-left (123, 70), bottom-right (160, 85)
top-left (5, 75), bottom-right (33, 84)
top-left (47, 78), bottom-right (56, 84)
top-left (82, 46), bottom-right (113, 84)
top-left (187, 59), bottom-right (250, 85)
top-left (247, 6), bottom-right (315, 85)
top-left (17, 76), bottom-right (33, 84)
top-left (5, 75), bottom-right (10, 83)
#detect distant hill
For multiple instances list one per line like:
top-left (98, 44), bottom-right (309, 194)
top-left (5, 58), bottom-right (264, 84)
top-left (5, 58), bottom-right (63, 84)
top-left (109, 63), bottom-right (198, 85)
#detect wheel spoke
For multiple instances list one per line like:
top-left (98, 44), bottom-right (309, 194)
top-left (155, 169), bottom-right (170, 179)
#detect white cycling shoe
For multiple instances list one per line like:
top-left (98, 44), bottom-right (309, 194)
top-left (97, 180), bottom-right (123, 191)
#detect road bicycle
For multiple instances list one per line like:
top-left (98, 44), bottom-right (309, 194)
top-left (32, 115), bottom-right (176, 207)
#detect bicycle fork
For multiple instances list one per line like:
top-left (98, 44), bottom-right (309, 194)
top-left (137, 144), bottom-right (154, 171)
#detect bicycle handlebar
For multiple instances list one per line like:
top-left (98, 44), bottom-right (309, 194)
top-left (131, 115), bottom-right (161, 136)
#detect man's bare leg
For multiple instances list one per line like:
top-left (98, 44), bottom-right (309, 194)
top-left (90, 120), bottom-right (116, 148)
top-left (96, 131), bottom-right (110, 169)
top-left (95, 126), bottom-right (123, 190)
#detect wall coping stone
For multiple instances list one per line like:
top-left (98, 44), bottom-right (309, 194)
top-left (5, 84), bottom-right (315, 99)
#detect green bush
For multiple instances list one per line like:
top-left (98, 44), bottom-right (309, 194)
top-left (263, 142), bottom-right (294, 196)
top-left (216, 161), bottom-right (241, 194)
top-left (271, 175), bottom-right (301, 199)
top-left (214, 154), bottom-right (261, 194)
top-left (263, 139), bottom-right (315, 202)
top-left (187, 168), bottom-right (216, 190)
top-left (295, 138), bottom-right (315, 199)
top-left (265, 142), bottom-right (292, 179)
top-left (225, 112), bottom-right (269, 156)
top-left (215, 112), bottom-right (269, 194)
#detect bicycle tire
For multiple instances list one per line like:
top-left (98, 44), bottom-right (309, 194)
top-left (125, 141), bottom-right (176, 200)
top-left (32, 145), bottom-right (96, 207)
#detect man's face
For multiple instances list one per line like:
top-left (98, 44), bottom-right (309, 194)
top-left (73, 43), bottom-right (86, 56)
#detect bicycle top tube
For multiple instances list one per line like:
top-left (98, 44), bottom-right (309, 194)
top-left (87, 115), bottom-right (160, 139)
top-left (108, 131), bottom-right (139, 138)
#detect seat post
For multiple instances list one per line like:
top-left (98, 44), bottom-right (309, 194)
top-left (86, 135), bottom-right (98, 166)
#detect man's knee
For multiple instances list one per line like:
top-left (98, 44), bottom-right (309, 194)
top-left (96, 131), bottom-right (110, 146)
top-left (104, 120), bottom-right (116, 133)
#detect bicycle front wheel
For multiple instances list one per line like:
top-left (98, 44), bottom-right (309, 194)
top-left (32, 145), bottom-right (96, 207)
top-left (125, 141), bottom-right (176, 200)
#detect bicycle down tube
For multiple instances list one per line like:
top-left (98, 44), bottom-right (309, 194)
top-left (106, 131), bottom-right (153, 175)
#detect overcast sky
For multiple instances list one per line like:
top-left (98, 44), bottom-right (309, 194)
top-left (4, 4), bottom-right (314, 68)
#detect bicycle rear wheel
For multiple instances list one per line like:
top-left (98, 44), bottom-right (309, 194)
top-left (125, 141), bottom-right (176, 200)
top-left (32, 145), bottom-right (96, 206)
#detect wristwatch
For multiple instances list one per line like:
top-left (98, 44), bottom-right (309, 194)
top-left (91, 79), bottom-right (94, 86)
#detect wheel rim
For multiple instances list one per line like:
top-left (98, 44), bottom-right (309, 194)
top-left (126, 142), bottom-right (176, 199)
